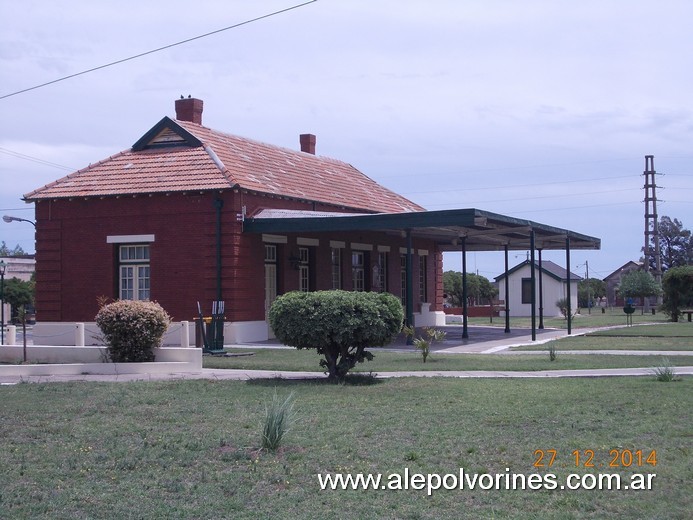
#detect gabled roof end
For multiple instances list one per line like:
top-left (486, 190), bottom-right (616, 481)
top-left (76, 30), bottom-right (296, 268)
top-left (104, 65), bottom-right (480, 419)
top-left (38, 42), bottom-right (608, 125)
top-left (131, 116), bottom-right (202, 151)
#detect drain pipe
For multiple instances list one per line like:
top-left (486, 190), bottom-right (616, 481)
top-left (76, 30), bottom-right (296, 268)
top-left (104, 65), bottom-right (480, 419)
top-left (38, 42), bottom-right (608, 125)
top-left (214, 197), bottom-right (224, 302)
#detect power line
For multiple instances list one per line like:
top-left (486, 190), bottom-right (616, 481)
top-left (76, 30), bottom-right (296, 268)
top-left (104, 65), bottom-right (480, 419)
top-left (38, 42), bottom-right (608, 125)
top-left (0, 147), bottom-right (74, 170)
top-left (0, 0), bottom-right (318, 100)
top-left (425, 200), bottom-right (639, 213)
top-left (399, 176), bottom-right (636, 196)
top-left (0, 207), bottom-right (33, 213)
top-left (417, 187), bottom-right (639, 208)
top-left (375, 157), bottom-right (640, 180)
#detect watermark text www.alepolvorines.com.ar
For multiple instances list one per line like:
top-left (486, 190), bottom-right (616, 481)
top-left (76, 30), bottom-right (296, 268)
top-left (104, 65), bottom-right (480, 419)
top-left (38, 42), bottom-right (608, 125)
top-left (317, 468), bottom-right (656, 496)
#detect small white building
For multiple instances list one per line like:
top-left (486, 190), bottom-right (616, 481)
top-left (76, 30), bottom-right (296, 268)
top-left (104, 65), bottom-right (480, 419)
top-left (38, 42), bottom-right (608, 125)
top-left (495, 260), bottom-right (581, 318)
top-left (0, 256), bottom-right (36, 282)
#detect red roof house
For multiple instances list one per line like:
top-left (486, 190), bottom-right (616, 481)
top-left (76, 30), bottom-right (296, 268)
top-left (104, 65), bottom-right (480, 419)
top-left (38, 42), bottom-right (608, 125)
top-left (25, 98), bottom-right (442, 342)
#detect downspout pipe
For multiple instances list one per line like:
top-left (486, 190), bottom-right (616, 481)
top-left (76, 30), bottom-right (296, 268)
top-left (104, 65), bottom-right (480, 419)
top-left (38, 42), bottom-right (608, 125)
top-left (214, 197), bottom-right (224, 302)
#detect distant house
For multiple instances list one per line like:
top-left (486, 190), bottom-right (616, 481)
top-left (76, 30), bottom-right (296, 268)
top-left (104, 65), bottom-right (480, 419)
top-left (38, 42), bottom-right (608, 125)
top-left (603, 261), bottom-right (642, 306)
top-left (495, 260), bottom-right (582, 318)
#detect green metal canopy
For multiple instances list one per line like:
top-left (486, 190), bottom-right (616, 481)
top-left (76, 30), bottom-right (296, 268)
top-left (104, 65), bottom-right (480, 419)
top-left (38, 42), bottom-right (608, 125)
top-left (242, 208), bottom-right (601, 252)
top-left (243, 207), bottom-right (600, 342)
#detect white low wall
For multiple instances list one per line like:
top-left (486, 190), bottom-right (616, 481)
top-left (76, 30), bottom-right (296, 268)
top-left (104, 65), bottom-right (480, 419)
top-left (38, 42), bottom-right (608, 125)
top-left (0, 346), bottom-right (202, 377)
top-left (28, 313), bottom-right (431, 346)
top-left (31, 322), bottom-right (193, 347)
top-left (31, 320), bottom-right (271, 346)
top-left (414, 303), bottom-right (447, 327)
top-left (225, 320), bottom-right (269, 343)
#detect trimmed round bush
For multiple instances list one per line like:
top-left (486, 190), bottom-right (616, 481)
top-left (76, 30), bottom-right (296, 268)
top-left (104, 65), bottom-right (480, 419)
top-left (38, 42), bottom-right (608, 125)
top-left (269, 290), bottom-right (404, 381)
top-left (95, 300), bottom-right (172, 362)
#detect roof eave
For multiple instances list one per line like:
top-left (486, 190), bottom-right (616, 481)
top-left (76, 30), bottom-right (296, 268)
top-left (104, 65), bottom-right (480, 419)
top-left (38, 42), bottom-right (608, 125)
top-left (244, 207), bottom-right (601, 253)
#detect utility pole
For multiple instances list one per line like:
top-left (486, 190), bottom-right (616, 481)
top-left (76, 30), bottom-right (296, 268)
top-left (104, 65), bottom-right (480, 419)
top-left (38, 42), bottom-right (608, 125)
top-left (643, 155), bottom-right (662, 306)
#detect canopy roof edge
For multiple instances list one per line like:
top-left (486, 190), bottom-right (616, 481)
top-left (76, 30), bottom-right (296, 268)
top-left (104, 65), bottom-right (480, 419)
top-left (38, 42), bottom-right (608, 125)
top-left (243, 208), bottom-right (600, 252)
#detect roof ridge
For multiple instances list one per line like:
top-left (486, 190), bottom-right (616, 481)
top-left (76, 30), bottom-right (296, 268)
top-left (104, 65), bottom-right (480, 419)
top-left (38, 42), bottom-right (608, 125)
top-left (175, 120), bottom-right (424, 213)
top-left (201, 143), bottom-right (238, 187)
top-left (176, 120), bottom-right (356, 166)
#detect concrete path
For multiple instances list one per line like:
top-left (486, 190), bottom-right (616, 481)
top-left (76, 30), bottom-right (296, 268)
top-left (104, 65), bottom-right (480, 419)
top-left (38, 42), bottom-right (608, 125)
top-left (2, 366), bottom-right (692, 385)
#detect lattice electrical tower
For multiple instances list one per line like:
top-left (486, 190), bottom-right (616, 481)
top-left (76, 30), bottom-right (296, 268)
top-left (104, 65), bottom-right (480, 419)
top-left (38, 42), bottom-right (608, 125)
top-left (642, 155), bottom-right (662, 288)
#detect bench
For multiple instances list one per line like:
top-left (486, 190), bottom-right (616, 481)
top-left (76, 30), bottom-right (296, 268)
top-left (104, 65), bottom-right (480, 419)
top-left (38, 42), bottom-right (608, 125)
top-left (681, 309), bottom-right (693, 322)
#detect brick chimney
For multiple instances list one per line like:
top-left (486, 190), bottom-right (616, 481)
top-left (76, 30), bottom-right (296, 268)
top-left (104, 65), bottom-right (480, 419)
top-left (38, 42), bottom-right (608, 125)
top-left (300, 133), bottom-right (316, 154)
top-left (175, 97), bottom-right (203, 124)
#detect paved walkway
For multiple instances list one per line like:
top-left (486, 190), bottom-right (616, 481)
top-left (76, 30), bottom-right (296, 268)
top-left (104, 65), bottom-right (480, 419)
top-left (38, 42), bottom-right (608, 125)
top-left (3, 366), bottom-right (692, 385)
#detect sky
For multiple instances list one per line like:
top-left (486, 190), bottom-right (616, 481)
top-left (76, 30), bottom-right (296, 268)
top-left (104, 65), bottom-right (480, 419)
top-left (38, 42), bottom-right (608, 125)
top-left (1, 0), bottom-right (692, 281)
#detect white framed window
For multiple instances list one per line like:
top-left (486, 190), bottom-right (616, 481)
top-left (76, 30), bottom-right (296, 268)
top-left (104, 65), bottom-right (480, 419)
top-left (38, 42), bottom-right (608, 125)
top-left (299, 247), bottom-right (310, 292)
top-left (419, 255), bottom-right (428, 303)
top-left (265, 244), bottom-right (277, 262)
top-left (331, 248), bottom-right (342, 289)
top-left (352, 251), bottom-right (365, 292)
top-left (119, 245), bottom-right (150, 300)
top-left (400, 254), bottom-right (407, 307)
top-left (376, 251), bottom-right (388, 292)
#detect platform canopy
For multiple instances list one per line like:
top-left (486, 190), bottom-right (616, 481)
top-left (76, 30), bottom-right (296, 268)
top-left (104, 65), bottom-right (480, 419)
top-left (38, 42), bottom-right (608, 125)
top-left (243, 208), bottom-right (600, 252)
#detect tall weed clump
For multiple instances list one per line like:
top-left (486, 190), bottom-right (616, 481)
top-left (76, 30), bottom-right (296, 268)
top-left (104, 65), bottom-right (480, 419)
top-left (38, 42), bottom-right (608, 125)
top-left (261, 391), bottom-right (296, 451)
top-left (412, 327), bottom-right (447, 363)
top-left (96, 300), bottom-right (172, 362)
top-left (652, 358), bottom-right (677, 382)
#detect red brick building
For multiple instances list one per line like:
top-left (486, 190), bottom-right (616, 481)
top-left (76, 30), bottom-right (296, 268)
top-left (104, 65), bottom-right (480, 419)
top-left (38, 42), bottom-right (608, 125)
top-left (25, 98), bottom-right (445, 342)
top-left (25, 98), bottom-right (600, 343)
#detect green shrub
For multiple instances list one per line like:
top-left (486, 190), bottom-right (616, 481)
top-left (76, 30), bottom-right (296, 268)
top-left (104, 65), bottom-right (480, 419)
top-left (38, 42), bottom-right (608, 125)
top-left (269, 290), bottom-right (404, 381)
top-left (95, 300), bottom-right (172, 362)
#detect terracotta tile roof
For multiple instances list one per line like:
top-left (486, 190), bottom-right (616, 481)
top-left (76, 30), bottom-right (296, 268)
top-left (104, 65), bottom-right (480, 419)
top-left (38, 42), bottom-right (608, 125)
top-left (24, 118), bottom-right (424, 214)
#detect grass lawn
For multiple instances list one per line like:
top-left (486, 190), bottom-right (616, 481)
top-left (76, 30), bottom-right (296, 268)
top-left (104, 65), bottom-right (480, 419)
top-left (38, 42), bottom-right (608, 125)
top-left (205, 322), bottom-right (692, 372)
top-left (588, 323), bottom-right (693, 338)
top-left (467, 309), bottom-right (671, 330)
top-left (203, 349), bottom-right (693, 373)
top-left (1, 377), bottom-right (689, 519)
top-left (512, 323), bottom-right (693, 352)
